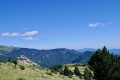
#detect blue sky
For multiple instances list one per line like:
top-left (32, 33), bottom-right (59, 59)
top-left (0, 0), bottom-right (120, 49)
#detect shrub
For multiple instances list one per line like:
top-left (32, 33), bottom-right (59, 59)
top-left (12, 60), bottom-right (17, 68)
top-left (8, 58), bottom-right (11, 62)
top-left (20, 65), bottom-right (25, 70)
top-left (46, 72), bottom-right (53, 76)
top-left (17, 77), bottom-right (26, 80)
top-left (68, 74), bottom-right (72, 78)
top-left (59, 69), bottom-right (64, 75)
top-left (79, 75), bottom-right (82, 79)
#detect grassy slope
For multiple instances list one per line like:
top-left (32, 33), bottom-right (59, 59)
top-left (0, 63), bottom-right (70, 80)
top-left (0, 62), bottom-right (90, 80)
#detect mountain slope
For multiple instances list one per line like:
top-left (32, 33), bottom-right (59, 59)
top-left (72, 51), bottom-right (93, 64)
top-left (0, 45), bottom-right (85, 67)
top-left (10, 48), bottom-right (82, 67)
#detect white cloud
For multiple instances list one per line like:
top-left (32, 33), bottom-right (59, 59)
top-left (1, 33), bottom-right (10, 36)
top-left (10, 33), bottom-right (20, 36)
top-left (1, 33), bottom-right (20, 36)
top-left (1, 31), bottom-right (38, 37)
top-left (88, 23), bottom-right (105, 27)
top-left (21, 31), bottom-right (38, 36)
top-left (22, 36), bottom-right (38, 40)
top-left (1, 31), bottom-right (39, 40)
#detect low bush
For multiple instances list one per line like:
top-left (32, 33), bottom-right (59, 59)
top-left (17, 77), bottom-right (26, 80)
top-left (20, 65), bottom-right (25, 70)
top-left (46, 72), bottom-right (53, 76)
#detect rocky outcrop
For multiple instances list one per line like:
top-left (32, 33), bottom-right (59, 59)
top-left (16, 55), bottom-right (37, 66)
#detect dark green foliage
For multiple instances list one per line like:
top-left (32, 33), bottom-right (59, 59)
top-left (68, 74), bottom-right (72, 78)
top-left (69, 69), bottom-right (74, 75)
top-left (74, 67), bottom-right (81, 76)
top-left (88, 46), bottom-right (120, 80)
top-left (64, 66), bottom-right (73, 76)
top-left (8, 58), bottom-right (11, 62)
top-left (46, 72), bottom-right (53, 76)
top-left (64, 66), bottom-right (70, 76)
top-left (0, 60), bottom-right (4, 62)
top-left (20, 65), bottom-right (25, 70)
top-left (50, 65), bottom-right (62, 72)
top-left (84, 68), bottom-right (92, 80)
top-left (12, 60), bottom-right (17, 68)
top-left (59, 69), bottom-right (64, 75)
top-left (17, 77), bottom-right (26, 80)
top-left (79, 75), bottom-right (82, 79)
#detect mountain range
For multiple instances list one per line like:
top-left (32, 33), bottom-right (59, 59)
top-left (77, 48), bottom-right (120, 55)
top-left (0, 45), bottom-right (93, 67)
top-left (0, 45), bottom-right (120, 67)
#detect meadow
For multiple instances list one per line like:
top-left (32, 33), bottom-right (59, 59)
top-left (0, 62), bottom-right (88, 80)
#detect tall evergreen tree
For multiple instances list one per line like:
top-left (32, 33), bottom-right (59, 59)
top-left (64, 66), bottom-right (73, 76)
top-left (64, 66), bottom-right (70, 76)
top-left (74, 67), bottom-right (81, 76)
top-left (88, 46), bottom-right (120, 80)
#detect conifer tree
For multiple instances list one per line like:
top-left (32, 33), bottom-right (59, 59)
top-left (64, 66), bottom-right (73, 76)
top-left (84, 68), bottom-right (92, 80)
top-left (64, 66), bottom-right (70, 76)
top-left (88, 46), bottom-right (120, 80)
top-left (74, 67), bottom-right (81, 76)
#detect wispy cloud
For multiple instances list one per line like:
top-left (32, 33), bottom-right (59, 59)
top-left (88, 23), bottom-right (105, 27)
top-left (1, 31), bottom-right (38, 37)
top-left (21, 31), bottom-right (38, 36)
top-left (22, 36), bottom-right (38, 40)
top-left (1, 31), bottom-right (39, 40)
top-left (1, 33), bottom-right (20, 37)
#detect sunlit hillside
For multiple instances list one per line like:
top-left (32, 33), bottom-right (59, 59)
top-left (0, 62), bottom-right (89, 80)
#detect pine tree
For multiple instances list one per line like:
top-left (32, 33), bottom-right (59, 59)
top-left (88, 46), bottom-right (120, 80)
top-left (64, 66), bottom-right (70, 76)
top-left (84, 68), bottom-right (92, 80)
top-left (64, 66), bottom-right (73, 76)
top-left (74, 67), bottom-right (81, 76)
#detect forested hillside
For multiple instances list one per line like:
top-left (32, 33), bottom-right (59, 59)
top-left (0, 45), bottom-right (93, 67)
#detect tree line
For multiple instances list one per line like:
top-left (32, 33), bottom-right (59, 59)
top-left (50, 65), bottom-right (92, 80)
